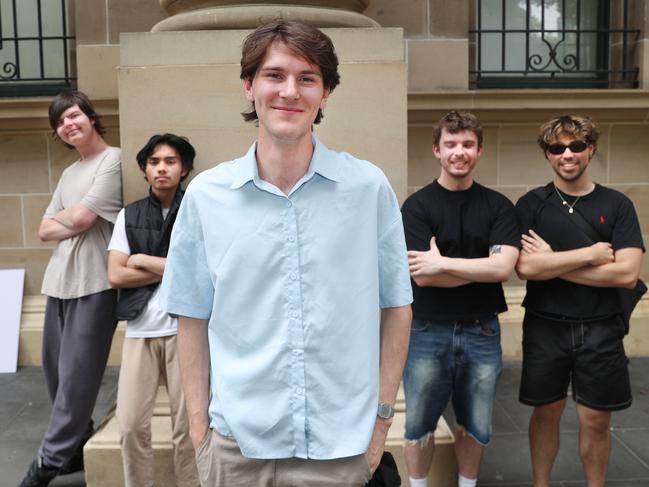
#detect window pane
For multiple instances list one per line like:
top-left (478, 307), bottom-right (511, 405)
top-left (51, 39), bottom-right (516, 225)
top-left (0, 0), bottom-right (73, 94)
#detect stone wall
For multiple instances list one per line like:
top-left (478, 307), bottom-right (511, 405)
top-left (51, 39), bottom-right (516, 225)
top-left (2, 1), bottom-right (649, 296)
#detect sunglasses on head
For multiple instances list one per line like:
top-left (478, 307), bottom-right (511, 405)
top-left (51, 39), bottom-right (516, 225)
top-left (547, 140), bottom-right (589, 155)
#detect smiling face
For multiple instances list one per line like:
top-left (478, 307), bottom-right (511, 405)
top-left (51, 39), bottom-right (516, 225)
top-left (243, 41), bottom-right (330, 146)
top-left (545, 134), bottom-right (593, 184)
top-left (55, 104), bottom-right (96, 148)
top-left (144, 144), bottom-right (187, 195)
top-left (433, 129), bottom-right (482, 188)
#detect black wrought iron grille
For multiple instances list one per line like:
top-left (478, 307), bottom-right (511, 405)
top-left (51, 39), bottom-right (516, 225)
top-left (470, 0), bottom-right (640, 89)
top-left (0, 0), bottom-right (75, 97)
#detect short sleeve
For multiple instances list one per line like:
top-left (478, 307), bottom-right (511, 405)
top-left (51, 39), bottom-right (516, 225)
top-left (81, 149), bottom-right (123, 223)
top-left (107, 209), bottom-right (130, 255)
top-left (489, 196), bottom-right (521, 248)
top-left (401, 194), bottom-right (433, 252)
top-left (515, 193), bottom-right (537, 235)
top-left (43, 177), bottom-right (65, 219)
top-left (612, 195), bottom-right (645, 252)
top-left (159, 187), bottom-right (215, 319)
top-left (377, 179), bottom-right (413, 309)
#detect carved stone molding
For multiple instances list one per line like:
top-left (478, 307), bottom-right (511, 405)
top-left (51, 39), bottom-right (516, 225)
top-left (152, 1), bottom-right (378, 31)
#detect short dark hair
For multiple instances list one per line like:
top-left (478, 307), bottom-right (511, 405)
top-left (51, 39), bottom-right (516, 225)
top-left (432, 111), bottom-right (483, 147)
top-left (240, 19), bottom-right (340, 125)
top-left (537, 115), bottom-right (599, 154)
top-left (136, 133), bottom-right (196, 182)
top-left (48, 90), bottom-right (106, 148)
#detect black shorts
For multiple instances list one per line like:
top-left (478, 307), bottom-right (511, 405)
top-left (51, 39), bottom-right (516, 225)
top-left (519, 311), bottom-right (631, 411)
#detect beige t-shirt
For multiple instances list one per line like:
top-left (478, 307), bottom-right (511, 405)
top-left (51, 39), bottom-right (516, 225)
top-left (41, 147), bottom-right (122, 299)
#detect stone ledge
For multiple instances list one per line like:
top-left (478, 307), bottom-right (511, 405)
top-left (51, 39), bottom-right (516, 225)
top-left (84, 386), bottom-right (456, 487)
top-left (18, 289), bottom-right (649, 366)
top-left (408, 90), bottom-right (649, 123)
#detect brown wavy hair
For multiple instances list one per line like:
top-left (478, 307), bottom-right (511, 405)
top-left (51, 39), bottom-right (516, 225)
top-left (537, 115), bottom-right (599, 154)
top-left (240, 19), bottom-right (340, 125)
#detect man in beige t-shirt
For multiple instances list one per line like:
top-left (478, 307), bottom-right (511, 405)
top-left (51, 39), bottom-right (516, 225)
top-left (19, 91), bottom-right (122, 487)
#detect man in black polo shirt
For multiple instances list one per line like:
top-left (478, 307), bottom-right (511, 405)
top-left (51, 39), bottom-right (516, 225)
top-left (401, 111), bottom-right (520, 487)
top-left (515, 115), bottom-right (644, 486)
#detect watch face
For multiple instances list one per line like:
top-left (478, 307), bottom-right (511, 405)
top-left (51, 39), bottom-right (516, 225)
top-left (378, 402), bottom-right (394, 419)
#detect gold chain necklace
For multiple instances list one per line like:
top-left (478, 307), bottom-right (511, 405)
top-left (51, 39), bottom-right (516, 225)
top-left (553, 184), bottom-right (581, 214)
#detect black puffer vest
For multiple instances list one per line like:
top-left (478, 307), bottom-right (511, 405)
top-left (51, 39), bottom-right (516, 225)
top-left (115, 188), bottom-right (184, 320)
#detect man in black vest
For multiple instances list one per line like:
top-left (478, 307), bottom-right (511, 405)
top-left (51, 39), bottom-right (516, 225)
top-left (515, 115), bottom-right (644, 486)
top-left (107, 133), bottom-right (199, 487)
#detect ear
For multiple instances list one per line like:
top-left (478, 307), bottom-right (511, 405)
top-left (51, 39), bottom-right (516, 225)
top-left (319, 87), bottom-right (331, 111)
top-left (243, 78), bottom-right (254, 102)
top-left (432, 144), bottom-right (441, 159)
top-left (476, 145), bottom-right (483, 158)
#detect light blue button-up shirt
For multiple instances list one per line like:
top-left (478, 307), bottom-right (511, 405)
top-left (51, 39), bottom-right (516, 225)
top-left (160, 137), bottom-right (412, 460)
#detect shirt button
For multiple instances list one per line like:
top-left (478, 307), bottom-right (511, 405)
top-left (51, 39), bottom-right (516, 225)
top-left (288, 235), bottom-right (295, 242)
top-left (296, 387), bottom-right (304, 395)
top-left (286, 201), bottom-right (292, 208)
top-left (292, 349), bottom-right (300, 356)
top-left (291, 311), bottom-right (299, 319)
top-left (289, 273), bottom-right (297, 280)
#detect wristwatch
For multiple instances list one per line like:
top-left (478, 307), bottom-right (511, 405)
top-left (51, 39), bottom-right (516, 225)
top-left (377, 401), bottom-right (395, 420)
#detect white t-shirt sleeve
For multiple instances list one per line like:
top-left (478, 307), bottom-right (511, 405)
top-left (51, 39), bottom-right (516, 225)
top-left (107, 208), bottom-right (131, 255)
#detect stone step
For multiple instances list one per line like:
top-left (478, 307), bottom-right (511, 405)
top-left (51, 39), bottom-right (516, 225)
top-left (84, 387), bottom-right (456, 487)
top-left (19, 289), bottom-right (649, 367)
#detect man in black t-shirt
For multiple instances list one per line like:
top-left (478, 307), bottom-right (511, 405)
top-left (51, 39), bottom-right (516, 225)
top-left (515, 115), bottom-right (644, 487)
top-left (401, 112), bottom-right (520, 487)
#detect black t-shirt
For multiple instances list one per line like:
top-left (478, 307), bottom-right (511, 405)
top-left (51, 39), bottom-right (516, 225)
top-left (516, 182), bottom-right (645, 319)
top-left (401, 180), bottom-right (521, 320)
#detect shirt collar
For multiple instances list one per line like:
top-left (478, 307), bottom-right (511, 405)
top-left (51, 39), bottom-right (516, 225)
top-left (229, 136), bottom-right (342, 190)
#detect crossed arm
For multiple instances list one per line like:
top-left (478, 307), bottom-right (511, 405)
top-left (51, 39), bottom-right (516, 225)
top-left (408, 236), bottom-right (520, 288)
top-left (107, 250), bottom-right (166, 288)
top-left (38, 203), bottom-right (98, 242)
top-left (516, 229), bottom-right (642, 289)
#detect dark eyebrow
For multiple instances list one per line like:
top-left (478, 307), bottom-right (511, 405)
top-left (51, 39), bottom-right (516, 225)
top-left (259, 66), bottom-right (322, 77)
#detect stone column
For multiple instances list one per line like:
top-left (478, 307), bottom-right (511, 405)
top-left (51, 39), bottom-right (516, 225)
top-left (118, 1), bottom-right (410, 206)
top-left (152, 0), bottom-right (379, 31)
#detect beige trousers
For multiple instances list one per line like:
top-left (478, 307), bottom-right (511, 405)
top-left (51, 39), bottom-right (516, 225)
top-left (194, 429), bottom-right (372, 487)
top-left (116, 335), bottom-right (199, 487)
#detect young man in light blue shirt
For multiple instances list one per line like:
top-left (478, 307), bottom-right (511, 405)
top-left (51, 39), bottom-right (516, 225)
top-left (160, 19), bottom-right (412, 486)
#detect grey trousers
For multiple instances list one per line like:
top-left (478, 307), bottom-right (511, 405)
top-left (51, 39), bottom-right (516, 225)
top-left (39, 289), bottom-right (117, 468)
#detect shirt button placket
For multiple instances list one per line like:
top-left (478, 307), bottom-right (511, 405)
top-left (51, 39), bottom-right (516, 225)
top-left (284, 198), bottom-right (307, 456)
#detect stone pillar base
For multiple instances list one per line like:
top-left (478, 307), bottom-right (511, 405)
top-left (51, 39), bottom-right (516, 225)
top-left (118, 27), bottom-right (407, 204)
top-left (151, 5), bottom-right (379, 31)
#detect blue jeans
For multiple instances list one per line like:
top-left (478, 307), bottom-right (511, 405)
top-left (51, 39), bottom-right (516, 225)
top-left (403, 316), bottom-right (503, 445)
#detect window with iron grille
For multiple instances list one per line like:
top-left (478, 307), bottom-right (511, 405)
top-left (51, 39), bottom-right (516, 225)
top-left (470, 0), bottom-right (640, 88)
top-left (0, 0), bottom-right (74, 97)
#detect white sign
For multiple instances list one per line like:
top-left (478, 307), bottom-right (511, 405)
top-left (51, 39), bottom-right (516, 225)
top-left (0, 268), bottom-right (25, 373)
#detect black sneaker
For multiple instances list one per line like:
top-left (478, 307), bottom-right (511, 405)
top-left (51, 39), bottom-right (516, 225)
top-left (18, 458), bottom-right (59, 487)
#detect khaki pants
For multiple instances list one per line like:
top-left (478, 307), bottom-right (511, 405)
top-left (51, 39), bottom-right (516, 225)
top-left (116, 335), bottom-right (199, 487)
top-left (195, 429), bottom-right (372, 487)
